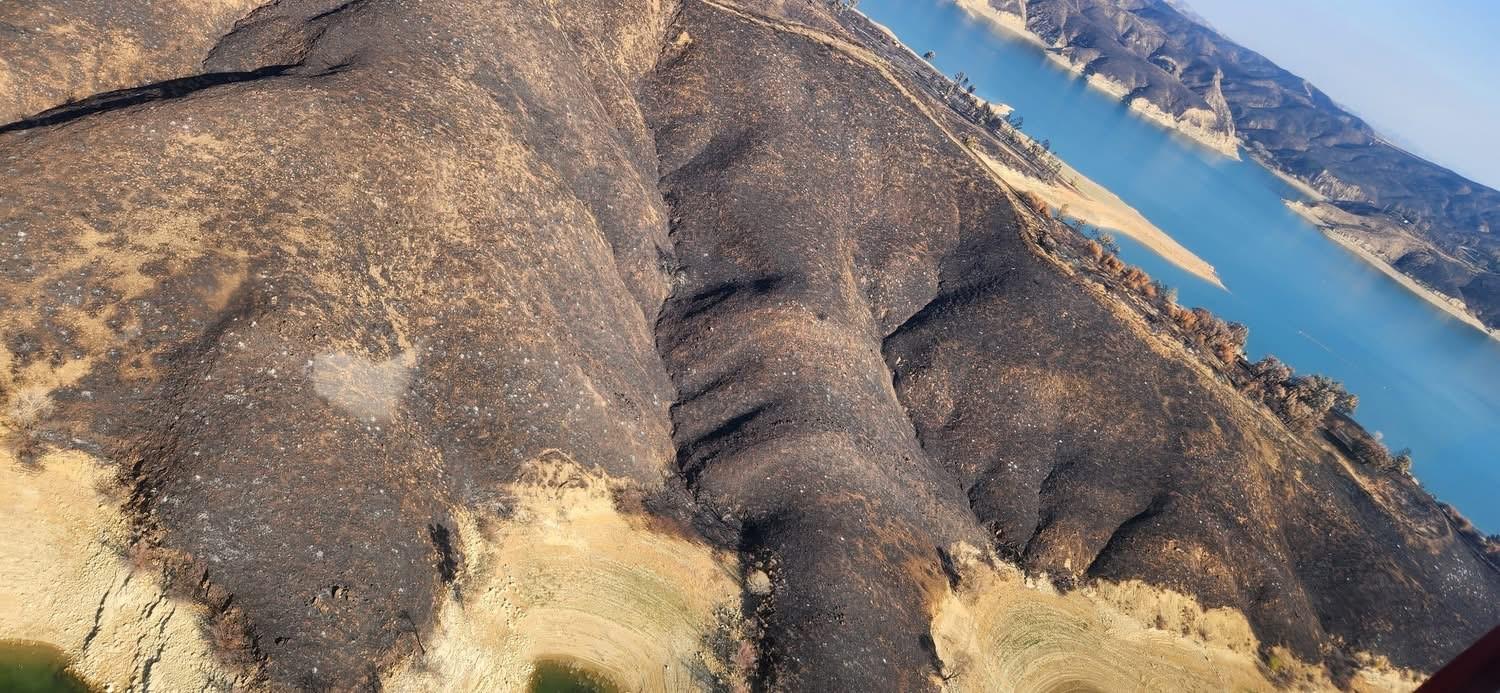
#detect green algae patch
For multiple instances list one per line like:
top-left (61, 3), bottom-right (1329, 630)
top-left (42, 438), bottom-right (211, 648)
top-left (529, 659), bottom-right (621, 693)
top-left (0, 641), bottom-right (94, 693)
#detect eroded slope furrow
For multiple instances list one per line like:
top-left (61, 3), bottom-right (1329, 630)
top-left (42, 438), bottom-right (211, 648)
top-left (880, 207), bottom-right (1500, 670)
top-left (643, 5), bottom-right (986, 688)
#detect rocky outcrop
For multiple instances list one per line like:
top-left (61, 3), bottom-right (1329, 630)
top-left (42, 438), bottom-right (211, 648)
top-left (1312, 170), bottom-right (1367, 202)
top-left (2, 0), bottom-right (1498, 690)
top-left (1203, 67), bottom-right (1236, 142)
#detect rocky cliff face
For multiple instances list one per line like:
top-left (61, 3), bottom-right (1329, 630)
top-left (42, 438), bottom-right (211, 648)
top-left (2, 0), bottom-right (1497, 690)
top-left (970, 0), bottom-right (1500, 328)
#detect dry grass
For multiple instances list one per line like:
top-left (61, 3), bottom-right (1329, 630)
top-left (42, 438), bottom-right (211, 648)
top-left (928, 543), bottom-right (1420, 692)
top-left (381, 453), bottom-right (753, 692)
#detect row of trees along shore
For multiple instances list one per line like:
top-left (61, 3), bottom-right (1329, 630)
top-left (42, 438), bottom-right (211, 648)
top-left (827, 0), bottom-right (1500, 563)
top-left (910, 39), bottom-right (1411, 477)
top-left (1020, 191), bottom-right (1417, 475)
top-left (919, 51), bottom-right (1067, 182)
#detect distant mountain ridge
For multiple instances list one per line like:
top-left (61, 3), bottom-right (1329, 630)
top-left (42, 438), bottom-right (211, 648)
top-left (974, 0), bottom-right (1500, 329)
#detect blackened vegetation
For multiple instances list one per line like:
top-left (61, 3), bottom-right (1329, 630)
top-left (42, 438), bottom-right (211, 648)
top-left (0, 66), bottom-right (296, 134)
top-left (124, 541), bottom-right (267, 682)
top-left (1031, 201), bottom-right (1421, 478)
top-left (651, 1), bottom-right (1499, 682)
top-left (688, 605), bottom-right (757, 693)
top-left (427, 524), bottom-right (458, 585)
top-left (837, 9), bottom-right (1067, 183)
top-left (1442, 505), bottom-right (1500, 569)
top-left (2, 0), bottom-right (1498, 689)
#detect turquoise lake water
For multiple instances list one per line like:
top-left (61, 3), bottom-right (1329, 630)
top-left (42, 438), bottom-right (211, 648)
top-left (860, 0), bottom-right (1500, 530)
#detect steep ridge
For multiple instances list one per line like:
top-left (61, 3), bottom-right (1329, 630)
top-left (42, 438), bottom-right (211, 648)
top-left (645, 0), bottom-right (1500, 684)
top-left (1, 0), bottom-right (1497, 690)
top-left (645, 4), bottom-right (988, 687)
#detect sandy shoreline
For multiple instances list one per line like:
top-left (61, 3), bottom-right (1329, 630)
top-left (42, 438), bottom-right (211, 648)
top-left (1286, 201), bottom-right (1498, 340)
top-left (949, 0), bottom-right (1240, 159)
top-left (950, 0), bottom-right (1043, 46)
top-left (863, 1), bottom-right (1223, 287)
top-left (1252, 153), bottom-right (1327, 202)
top-left (976, 149), bottom-right (1225, 288)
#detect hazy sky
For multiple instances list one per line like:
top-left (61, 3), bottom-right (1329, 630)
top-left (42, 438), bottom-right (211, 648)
top-left (1183, 0), bottom-right (1500, 190)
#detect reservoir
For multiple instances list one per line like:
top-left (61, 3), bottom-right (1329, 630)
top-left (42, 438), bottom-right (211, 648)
top-left (859, 0), bottom-right (1500, 530)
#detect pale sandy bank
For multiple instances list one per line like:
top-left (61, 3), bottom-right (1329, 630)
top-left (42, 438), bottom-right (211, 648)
top-left (930, 543), bottom-right (1422, 693)
top-left (975, 149), bottom-right (1226, 288)
top-left (855, 2), bottom-right (1222, 287)
top-left (1254, 154), bottom-right (1327, 202)
top-left (1287, 201), bottom-right (1498, 340)
top-left (951, 0), bottom-right (1043, 47)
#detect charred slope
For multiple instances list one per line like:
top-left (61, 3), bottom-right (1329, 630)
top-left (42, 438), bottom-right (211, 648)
top-left (0, 0), bottom-right (1497, 689)
top-left (646, 5), bottom-right (1498, 681)
top-left (990, 0), bottom-right (1500, 327)
top-left (2, 0), bottom-right (682, 686)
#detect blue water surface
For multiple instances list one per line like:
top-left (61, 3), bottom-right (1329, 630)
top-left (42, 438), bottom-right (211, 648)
top-left (860, 0), bottom-right (1500, 530)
